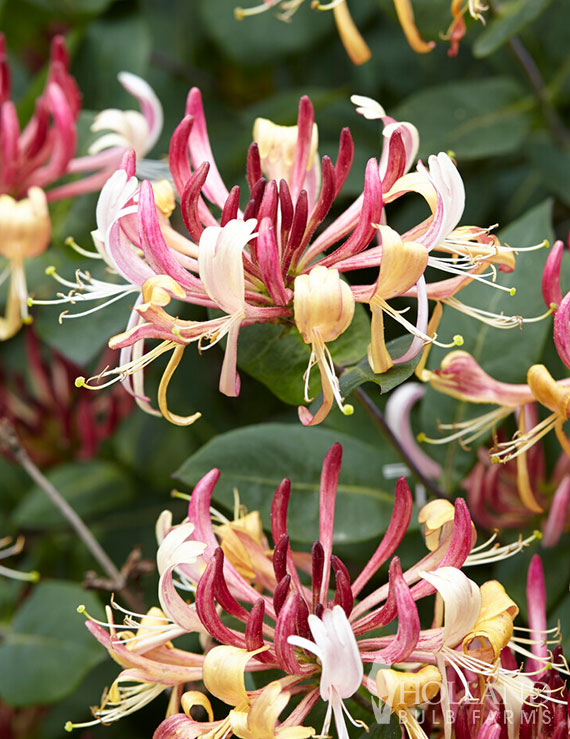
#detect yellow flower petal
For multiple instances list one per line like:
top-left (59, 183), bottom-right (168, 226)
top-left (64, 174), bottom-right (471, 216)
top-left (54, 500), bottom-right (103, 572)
top-left (376, 665), bottom-right (442, 710)
top-left (463, 580), bottom-right (518, 661)
top-left (203, 645), bottom-right (268, 708)
top-left (527, 364), bottom-right (570, 418)
top-left (181, 691), bottom-right (215, 722)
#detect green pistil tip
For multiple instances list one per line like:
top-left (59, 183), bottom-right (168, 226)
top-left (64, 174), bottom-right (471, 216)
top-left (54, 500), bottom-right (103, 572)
top-left (533, 529), bottom-right (543, 540)
top-left (550, 302), bottom-right (558, 311)
top-left (343, 404), bottom-right (354, 416)
top-left (22, 315), bottom-right (33, 325)
top-left (45, 265), bottom-right (56, 276)
top-left (447, 149), bottom-right (456, 158)
top-left (75, 377), bottom-right (85, 388)
top-left (30, 570), bottom-right (40, 582)
top-left (65, 236), bottom-right (74, 246)
top-left (26, 297), bottom-right (34, 307)
top-left (453, 334), bottom-right (463, 346)
top-left (64, 721), bottom-right (74, 732)
top-left (509, 287), bottom-right (516, 296)
top-left (417, 432), bottom-right (426, 443)
top-left (543, 240), bottom-right (550, 248)
top-left (77, 604), bottom-right (86, 614)
top-left (234, 7), bottom-right (244, 19)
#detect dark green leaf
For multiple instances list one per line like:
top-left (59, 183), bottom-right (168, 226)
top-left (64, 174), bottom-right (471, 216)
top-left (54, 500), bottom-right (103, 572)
top-left (237, 303), bottom-right (370, 406)
top-left (393, 78), bottom-right (533, 161)
top-left (526, 131), bottom-right (570, 208)
top-left (72, 15), bottom-right (151, 109)
top-left (473, 0), bottom-right (553, 58)
top-left (24, 0), bottom-right (113, 14)
top-left (358, 711), bottom-right (402, 737)
top-left (14, 461), bottom-right (135, 528)
top-left (340, 335), bottom-right (422, 397)
top-left (0, 582), bottom-right (104, 705)
top-left (175, 423), bottom-right (416, 544)
top-left (198, 0), bottom-right (334, 65)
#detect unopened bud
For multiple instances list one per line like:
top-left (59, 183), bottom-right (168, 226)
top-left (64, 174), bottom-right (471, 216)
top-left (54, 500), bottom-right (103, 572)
top-left (253, 117), bottom-right (318, 184)
top-left (294, 266), bottom-right (354, 344)
top-left (0, 188), bottom-right (51, 261)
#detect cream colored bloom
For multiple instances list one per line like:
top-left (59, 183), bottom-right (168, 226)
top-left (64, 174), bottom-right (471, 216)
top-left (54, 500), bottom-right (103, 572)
top-left (0, 187), bottom-right (50, 340)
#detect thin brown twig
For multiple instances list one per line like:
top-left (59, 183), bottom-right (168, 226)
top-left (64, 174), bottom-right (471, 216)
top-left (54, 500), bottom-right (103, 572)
top-left (0, 418), bottom-right (143, 611)
top-left (353, 386), bottom-right (448, 500)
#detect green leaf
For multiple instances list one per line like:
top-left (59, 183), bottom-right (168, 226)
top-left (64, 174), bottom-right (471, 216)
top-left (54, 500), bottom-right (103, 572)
top-left (71, 15), bottom-right (151, 109)
top-left (339, 335), bottom-right (422, 397)
top-left (526, 131), bottom-right (570, 208)
top-left (237, 302), bottom-right (370, 406)
top-left (473, 0), bottom-right (553, 57)
top-left (358, 713), bottom-right (402, 737)
top-left (393, 78), bottom-right (533, 161)
top-left (23, 0), bottom-right (113, 15)
top-left (198, 0), bottom-right (333, 65)
top-left (13, 461), bottom-right (135, 528)
top-left (420, 200), bottom-right (555, 488)
top-left (175, 423), bottom-right (414, 544)
top-left (0, 581), bottom-right (105, 705)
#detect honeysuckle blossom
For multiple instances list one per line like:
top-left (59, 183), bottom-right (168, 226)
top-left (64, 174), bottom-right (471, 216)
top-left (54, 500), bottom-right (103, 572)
top-left (41, 89), bottom-right (527, 427)
top-left (0, 187), bottom-right (50, 339)
top-left (233, 0), bottom-right (487, 60)
top-left (293, 265), bottom-right (355, 424)
top-left (419, 350), bottom-right (570, 512)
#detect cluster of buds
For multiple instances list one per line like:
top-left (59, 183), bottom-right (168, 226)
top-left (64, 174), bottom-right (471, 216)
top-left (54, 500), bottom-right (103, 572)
top-left (40, 87), bottom-right (537, 427)
top-left (0, 329), bottom-right (132, 467)
top-left (233, 0), bottom-right (488, 62)
top-left (66, 444), bottom-right (567, 738)
top-left (0, 34), bottom-right (162, 340)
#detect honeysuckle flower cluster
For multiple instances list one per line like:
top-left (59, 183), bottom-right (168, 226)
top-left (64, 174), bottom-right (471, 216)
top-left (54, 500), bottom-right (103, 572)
top-left (462, 426), bottom-right (570, 546)
top-left (399, 233), bottom-right (570, 528)
top-left (405, 553), bottom-right (570, 739)
top-left (384, 381), bottom-right (570, 544)
top-left (0, 329), bottom-right (132, 467)
top-left (67, 443), bottom-right (564, 738)
top-left (39, 87), bottom-right (538, 428)
top-left (233, 0), bottom-right (488, 62)
top-left (0, 34), bottom-right (162, 340)
top-left (418, 351), bottom-right (570, 513)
